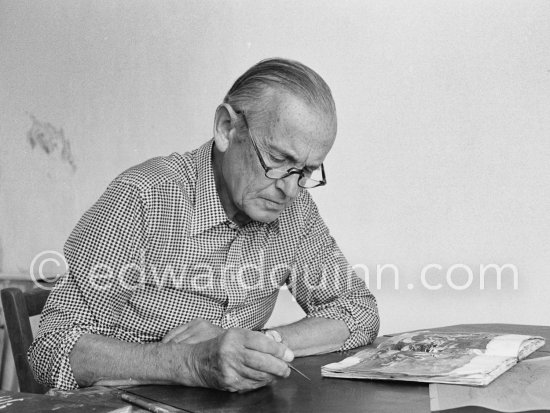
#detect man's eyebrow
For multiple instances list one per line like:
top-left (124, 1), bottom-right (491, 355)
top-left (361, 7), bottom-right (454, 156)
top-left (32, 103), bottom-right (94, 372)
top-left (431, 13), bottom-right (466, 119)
top-left (267, 145), bottom-right (321, 170)
top-left (274, 149), bottom-right (298, 164)
top-left (261, 142), bottom-right (296, 162)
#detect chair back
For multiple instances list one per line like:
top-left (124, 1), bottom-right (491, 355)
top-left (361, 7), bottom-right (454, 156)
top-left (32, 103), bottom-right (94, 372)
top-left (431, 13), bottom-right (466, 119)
top-left (1, 287), bottom-right (50, 393)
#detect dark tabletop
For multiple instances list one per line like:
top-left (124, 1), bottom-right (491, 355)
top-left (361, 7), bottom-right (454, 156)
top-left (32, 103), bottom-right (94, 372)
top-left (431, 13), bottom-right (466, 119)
top-left (125, 323), bottom-right (550, 413)
top-left (2, 324), bottom-right (549, 413)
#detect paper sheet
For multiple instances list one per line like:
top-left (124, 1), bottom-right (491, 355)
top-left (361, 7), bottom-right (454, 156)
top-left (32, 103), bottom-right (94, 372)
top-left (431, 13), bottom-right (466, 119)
top-left (429, 356), bottom-right (550, 412)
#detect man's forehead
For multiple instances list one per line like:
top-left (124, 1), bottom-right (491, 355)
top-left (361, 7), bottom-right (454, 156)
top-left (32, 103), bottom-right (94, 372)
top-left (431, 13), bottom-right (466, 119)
top-left (259, 122), bottom-right (334, 169)
top-left (265, 93), bottom-right (335, 136)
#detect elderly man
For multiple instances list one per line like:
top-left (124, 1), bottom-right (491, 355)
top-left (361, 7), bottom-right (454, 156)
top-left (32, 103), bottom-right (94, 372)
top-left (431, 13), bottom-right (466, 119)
top-left (29, 58), bottom-right (379, 392)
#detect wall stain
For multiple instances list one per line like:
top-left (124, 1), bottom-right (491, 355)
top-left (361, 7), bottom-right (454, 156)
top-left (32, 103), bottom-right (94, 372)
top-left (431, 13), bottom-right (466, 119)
top-left (27, 114), bottom-right (76, 171)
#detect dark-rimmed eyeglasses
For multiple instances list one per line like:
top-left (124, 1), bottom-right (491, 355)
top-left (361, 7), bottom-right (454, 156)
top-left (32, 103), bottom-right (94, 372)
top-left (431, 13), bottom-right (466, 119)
top-left (238, 111), bottom-right (327, 189)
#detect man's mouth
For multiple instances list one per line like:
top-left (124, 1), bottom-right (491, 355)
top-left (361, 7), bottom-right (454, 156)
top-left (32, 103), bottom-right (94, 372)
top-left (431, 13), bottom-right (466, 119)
top-left (263, 198), bottom-right (286, 209)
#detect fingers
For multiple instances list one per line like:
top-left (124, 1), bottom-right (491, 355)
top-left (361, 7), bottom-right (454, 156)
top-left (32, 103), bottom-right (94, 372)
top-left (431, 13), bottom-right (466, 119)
top-left (223, 364), bottom-right (286, 392)
top-left (240, 348), bottom-right (291, 379)
top-left (243, 330), bottom-right (294, 363)
top-left (162, 324), bottom-right (189, 343)
top-left (172, 331), bottom-right (211, 345)
top-left (219, 329), bottom-right (292, 382)
top-left (187, 328), bottom-right (293, 392)
top-left (162, 319), bottom-right (224, 344)
top-left (213, 353), bottom-right (289, 392)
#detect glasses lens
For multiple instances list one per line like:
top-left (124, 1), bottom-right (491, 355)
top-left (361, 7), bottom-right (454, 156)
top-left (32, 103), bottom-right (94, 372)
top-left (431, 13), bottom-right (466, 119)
top-left (299, 167), bottom-right (325, 188)
top-left (265, 169), bottom-right (290, 179)
top-left (307, 167), bottom-right (323, 180)
top-left (298, 177), bottom-right (320, 188)
top-left (266, 167), bottom-right (325, 188)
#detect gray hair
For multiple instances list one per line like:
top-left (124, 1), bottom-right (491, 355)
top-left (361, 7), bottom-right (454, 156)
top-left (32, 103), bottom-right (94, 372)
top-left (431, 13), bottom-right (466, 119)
top-left (223, 58), bottom-right (336, 132)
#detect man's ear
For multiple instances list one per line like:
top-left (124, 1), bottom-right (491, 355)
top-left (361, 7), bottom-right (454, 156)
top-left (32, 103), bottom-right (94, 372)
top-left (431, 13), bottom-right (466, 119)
top-left (213, 103), bottom-right (236, 153)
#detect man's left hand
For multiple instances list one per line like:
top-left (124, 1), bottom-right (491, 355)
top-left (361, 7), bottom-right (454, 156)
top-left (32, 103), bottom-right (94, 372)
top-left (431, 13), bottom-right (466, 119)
top-left (162, 319), bottom-right (225, 344)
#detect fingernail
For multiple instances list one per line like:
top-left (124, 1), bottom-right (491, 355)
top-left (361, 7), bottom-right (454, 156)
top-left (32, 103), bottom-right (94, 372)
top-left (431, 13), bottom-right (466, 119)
top-left (283, 348), bottom-right (294, 362)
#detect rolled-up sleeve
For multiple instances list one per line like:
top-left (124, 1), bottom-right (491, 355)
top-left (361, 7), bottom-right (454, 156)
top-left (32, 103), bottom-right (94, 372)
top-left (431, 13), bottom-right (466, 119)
top-left (28, 178), bottom-right (147, 389)
top-left (28, 277), bottom-right (141, 389)
top-left (27, 278), bottom-right (87, 390)
top-left (288, 194), bottom-right (380, 350)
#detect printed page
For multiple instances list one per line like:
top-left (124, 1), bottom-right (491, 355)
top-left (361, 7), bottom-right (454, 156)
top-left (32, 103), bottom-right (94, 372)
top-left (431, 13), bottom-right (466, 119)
top-left (322, 331), bottom-right (545, 386)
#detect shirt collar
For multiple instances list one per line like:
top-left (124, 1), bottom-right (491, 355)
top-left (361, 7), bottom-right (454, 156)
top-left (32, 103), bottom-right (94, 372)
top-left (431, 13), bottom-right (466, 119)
top-left (190, 140), bottom-right (229, 236)
top-left (190, 140), bottom-right (280, 236)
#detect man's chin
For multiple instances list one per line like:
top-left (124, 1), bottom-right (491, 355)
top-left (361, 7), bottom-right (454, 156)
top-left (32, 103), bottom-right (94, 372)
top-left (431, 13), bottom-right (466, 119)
top-left (240, 199), bottom-right (289, 224)
top-left (247, 208), bottom-right (282, 224)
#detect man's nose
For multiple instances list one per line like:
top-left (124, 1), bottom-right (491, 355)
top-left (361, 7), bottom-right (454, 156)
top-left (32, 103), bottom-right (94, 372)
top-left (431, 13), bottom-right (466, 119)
top-left (274, 173), bottom-right (300, 198)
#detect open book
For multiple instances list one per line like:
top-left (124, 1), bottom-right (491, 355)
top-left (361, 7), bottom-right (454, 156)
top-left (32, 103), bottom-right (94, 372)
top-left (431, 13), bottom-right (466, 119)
top-left (322, 331), bottom-right (545, 386)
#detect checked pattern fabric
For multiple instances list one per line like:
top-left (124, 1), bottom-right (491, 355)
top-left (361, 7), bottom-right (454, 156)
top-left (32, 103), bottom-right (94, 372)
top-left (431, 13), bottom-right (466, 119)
top-left (29, 140), bottom-right (379, 390)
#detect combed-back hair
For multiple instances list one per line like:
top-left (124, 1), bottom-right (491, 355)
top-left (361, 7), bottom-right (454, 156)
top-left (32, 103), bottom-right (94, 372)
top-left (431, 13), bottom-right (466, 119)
top-left (223, 58), bottom-right (336, 132)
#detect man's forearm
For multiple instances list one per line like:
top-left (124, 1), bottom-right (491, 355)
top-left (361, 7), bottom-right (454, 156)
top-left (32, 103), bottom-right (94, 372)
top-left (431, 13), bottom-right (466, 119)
top-left (70, 333), bottom-right (195, 387)
top-left (271, 317), bottom-right (350, 357)
top-left (70, 328), bottom-right (294, 392)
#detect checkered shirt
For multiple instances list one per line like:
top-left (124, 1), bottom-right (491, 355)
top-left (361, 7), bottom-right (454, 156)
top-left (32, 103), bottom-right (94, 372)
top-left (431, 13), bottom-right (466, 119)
top-left (28, 140), bottom-right (379, 390)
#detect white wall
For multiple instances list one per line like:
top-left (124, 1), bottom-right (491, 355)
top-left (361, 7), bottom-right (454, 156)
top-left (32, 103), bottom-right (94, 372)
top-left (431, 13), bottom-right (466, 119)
top-left (1, 0), bottom-right (549, 335)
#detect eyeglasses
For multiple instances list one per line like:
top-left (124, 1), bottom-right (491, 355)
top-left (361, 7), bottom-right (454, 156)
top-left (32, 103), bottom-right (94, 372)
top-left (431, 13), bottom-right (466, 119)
top-left (239, 111), bottom-right (327, 189)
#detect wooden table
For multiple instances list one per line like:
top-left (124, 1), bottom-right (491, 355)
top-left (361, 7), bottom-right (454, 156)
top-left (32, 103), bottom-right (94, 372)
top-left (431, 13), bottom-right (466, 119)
top-left (1, 324), bottom-right (548, 412)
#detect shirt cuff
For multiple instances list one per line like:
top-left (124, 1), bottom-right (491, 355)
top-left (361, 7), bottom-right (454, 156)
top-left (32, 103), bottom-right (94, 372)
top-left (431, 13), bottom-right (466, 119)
top-left (29, 325), bottom-right (146, 390)
top-left (29, 326), bottom-right (86, 390)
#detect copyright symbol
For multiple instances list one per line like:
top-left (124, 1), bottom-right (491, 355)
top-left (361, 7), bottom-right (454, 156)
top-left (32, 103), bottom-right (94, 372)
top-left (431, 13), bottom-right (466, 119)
top-left (29, 250), bottom-right (68, 290)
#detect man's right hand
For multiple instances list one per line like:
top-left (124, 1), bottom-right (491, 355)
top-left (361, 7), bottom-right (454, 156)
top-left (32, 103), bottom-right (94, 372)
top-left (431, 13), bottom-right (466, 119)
top-left (181, 328), bottom-right (294, 392)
